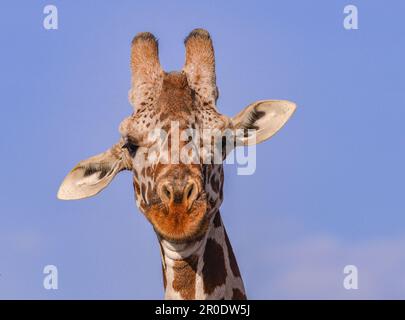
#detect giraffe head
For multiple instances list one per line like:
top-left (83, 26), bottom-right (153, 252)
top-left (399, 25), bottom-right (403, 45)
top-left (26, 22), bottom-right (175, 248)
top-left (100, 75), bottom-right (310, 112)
top-left (57, 29), bottom-right (296, 244)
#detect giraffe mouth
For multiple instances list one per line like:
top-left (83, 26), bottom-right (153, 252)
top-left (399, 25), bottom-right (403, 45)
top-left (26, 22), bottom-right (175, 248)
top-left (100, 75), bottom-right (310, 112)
top-left (144, 195), bottom-right (211, 243)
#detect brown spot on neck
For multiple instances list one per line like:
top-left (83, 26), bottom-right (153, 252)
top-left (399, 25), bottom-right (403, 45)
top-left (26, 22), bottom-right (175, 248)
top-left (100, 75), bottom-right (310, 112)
top-left (202, 238), bottom-right (227, 294)
top-left (213, 211), bottom-right (222, 228)
top-left (224, 230), bottom-right (242, 278)
top-left (232, 288), bottom-right (246, 300)
top-left (172, 254), bottom-right (198, 299)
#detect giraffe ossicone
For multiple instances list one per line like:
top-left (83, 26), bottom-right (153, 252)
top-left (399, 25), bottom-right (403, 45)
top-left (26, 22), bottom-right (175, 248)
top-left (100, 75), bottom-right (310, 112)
top-left (57, 29), bottom-right (296, 300)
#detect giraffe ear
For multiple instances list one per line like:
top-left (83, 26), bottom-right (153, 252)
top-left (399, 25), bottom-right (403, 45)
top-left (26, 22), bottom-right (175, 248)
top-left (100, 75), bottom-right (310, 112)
top-left (231, 100), bottom-right (296, 146)
top-left (57, 144), bottom-right (128, 200)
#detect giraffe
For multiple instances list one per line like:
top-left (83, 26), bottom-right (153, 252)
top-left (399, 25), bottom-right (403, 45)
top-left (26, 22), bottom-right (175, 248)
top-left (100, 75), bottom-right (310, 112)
top-left (57, 29), bottom-right (296, 300)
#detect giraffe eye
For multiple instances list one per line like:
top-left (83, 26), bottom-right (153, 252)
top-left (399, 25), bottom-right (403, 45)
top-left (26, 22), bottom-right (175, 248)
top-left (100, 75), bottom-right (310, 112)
top-left (122, 141), bottom-right (138, 157)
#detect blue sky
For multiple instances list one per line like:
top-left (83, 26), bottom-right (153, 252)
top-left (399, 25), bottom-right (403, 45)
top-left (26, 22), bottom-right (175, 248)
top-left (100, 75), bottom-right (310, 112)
top-left (1, 0), bottom-right (404, 299)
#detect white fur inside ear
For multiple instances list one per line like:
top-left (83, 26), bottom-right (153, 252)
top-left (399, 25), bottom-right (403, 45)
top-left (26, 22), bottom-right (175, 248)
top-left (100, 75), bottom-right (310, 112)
top-left (233, 100), bottom-right (296, 145)
top-left (57, 162), bottom-right (121, 200)
top-left (57, 143), bottom-right (126, 202)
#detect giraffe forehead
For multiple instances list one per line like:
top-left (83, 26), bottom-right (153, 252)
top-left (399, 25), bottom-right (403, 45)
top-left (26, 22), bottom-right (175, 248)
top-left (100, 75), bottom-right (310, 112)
top-left (120, 72), bottom-right (229, 141)
top-left (158, 73), bottom-right (195, 113)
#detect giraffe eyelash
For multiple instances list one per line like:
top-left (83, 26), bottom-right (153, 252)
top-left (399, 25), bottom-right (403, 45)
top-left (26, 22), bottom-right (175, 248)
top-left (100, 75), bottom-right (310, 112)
top-left (122, 140), bottom-right (138, 157)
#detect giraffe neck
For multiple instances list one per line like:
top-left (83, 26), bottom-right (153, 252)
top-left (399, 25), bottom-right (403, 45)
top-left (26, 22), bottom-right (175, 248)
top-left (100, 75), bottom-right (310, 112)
top-left (159, 211), bottom-right (246, 300)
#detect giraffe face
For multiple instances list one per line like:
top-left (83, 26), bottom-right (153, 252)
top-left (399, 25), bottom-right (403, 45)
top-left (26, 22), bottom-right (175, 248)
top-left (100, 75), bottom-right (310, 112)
top-left (119, 72), bottom-right (228, 242)
top-left (57, 29), bottom-right (296, 243)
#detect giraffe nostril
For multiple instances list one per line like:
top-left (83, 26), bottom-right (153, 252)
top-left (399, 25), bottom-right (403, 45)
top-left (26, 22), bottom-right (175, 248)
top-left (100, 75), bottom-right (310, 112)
top-left (164, 186), bottom-right (171, 198)
top-left (160, 183), bottom-right (173, 204)
top-left (184, 181), bottom-right (199, 210)
top-left (186, 184), bottom-right (194, 200)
